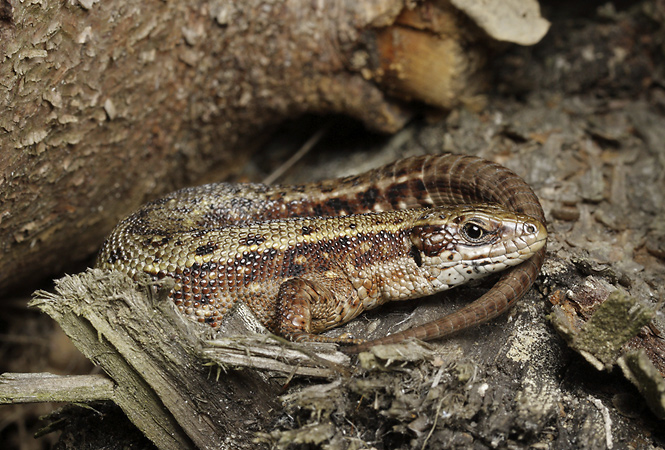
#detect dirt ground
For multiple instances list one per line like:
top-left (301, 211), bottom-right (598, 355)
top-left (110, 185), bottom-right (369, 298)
top-left (2, 1), bottom-right (665, 449)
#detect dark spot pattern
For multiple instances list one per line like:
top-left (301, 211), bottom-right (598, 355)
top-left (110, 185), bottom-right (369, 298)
top-left (409, 178), bottom-right (427, 196)
top-left (325, 197), bottom-right (352, 214)
top-left (386, 183), bottom-right (408, 207)
top-left (106, 249), bottom-right (121, 264)
top-left (301, 226), bottom-right (313, 235)
top-left (238, 234), bottom-right (266, 246)
top-left (357, 187), bottom-right (379, 209)
top-left (287, 263), bottom-right (306, 278)
top-left (195, 242), bottom-right (218, 256)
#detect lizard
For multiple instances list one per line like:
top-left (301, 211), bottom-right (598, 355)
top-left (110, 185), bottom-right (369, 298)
top-left (96, 154), bottom-right (547, 351)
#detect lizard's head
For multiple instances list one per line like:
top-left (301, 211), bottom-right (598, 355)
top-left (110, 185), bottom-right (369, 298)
top-left (409, 204), bottom-right (547, 288)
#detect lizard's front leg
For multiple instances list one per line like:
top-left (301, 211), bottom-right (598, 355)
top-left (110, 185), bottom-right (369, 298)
top-left (273, 275), bottom-right (365, 344)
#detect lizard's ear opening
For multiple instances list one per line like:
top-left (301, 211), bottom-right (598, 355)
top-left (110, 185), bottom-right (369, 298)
top-left (409, 244), bottom-right (423, 267)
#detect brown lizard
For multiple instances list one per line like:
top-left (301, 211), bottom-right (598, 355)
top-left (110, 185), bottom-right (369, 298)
top-left (96, 154), bottom-right (547, 351)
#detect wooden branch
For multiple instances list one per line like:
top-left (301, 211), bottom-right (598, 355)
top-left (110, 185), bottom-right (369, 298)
top-left (204, 336), bottom-right (351, 379)
top-left (0, 373), bottom-right (114, 404)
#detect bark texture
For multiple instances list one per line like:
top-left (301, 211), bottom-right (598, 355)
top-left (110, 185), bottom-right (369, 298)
top-left (0, 0), bottom-right (486, 294)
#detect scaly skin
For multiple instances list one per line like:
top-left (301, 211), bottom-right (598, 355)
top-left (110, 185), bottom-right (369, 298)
top-left (96, 154), bottom-right (547, 349)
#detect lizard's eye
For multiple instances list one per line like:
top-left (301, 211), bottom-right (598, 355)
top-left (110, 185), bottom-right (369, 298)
top-left (461, 222), bottom-right (487, 242)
